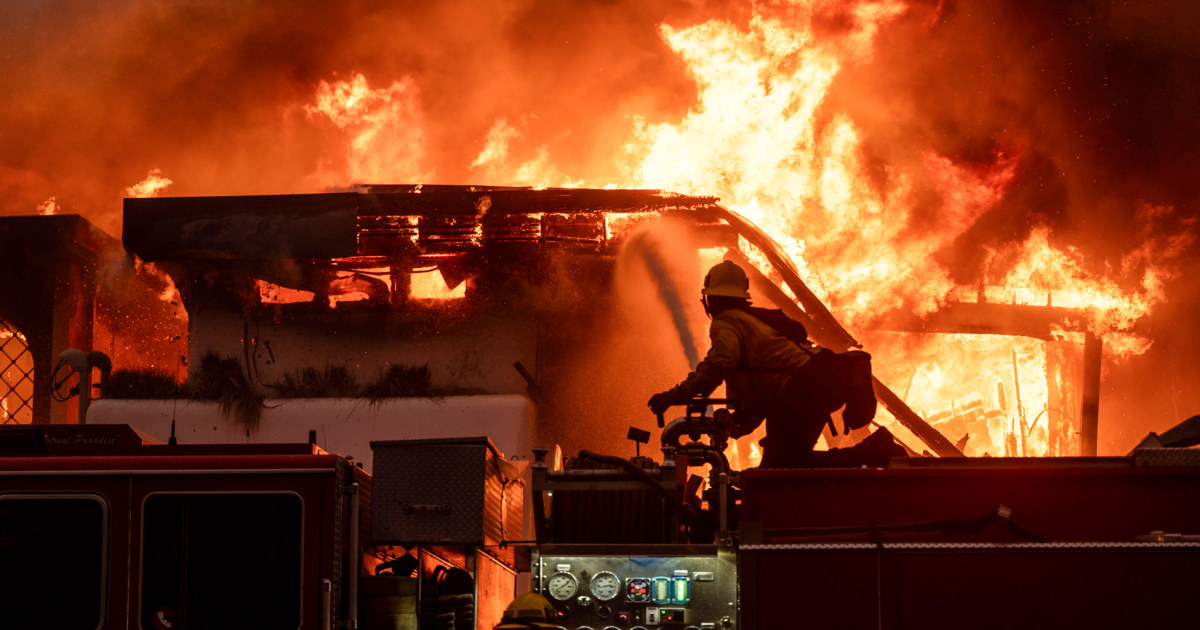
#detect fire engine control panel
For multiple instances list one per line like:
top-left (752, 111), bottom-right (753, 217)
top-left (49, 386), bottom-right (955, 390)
top-left (532, 547), bottom-right (737, 630)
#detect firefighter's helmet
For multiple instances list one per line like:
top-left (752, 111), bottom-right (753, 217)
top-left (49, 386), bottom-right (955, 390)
top-left (494, 592), bottom-right (564, 629)
top-left (702, 260), bottom-right (751, 299)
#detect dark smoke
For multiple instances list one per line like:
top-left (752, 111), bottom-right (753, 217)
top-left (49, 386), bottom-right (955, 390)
top-left (825, 0), bottom-right (1200, 449)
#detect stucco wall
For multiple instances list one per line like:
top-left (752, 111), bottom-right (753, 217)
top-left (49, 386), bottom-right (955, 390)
top-left (87, 394), bottom-right (536, 472)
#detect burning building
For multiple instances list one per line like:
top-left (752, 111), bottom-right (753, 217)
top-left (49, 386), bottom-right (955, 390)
top-left (91, 186), bottom-right (738, 463)
top-left (0, 181), bottom-right (1144, 472)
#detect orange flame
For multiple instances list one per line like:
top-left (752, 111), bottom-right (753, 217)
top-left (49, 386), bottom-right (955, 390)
top-left (305, 73), bottom-right (431, 185)
top-left (36, 197), bottom-right (59, 215)
top-left (619, 2), bottom-right (1192, 458)
top-left (125, 169), bottom-right (173, 198)
top-left (299, 2), bottom-right (1192, 458)
top-left (410, 269), bottom-right (466, 300)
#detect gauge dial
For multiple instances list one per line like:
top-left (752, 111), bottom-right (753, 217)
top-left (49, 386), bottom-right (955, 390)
top-left (546, 572), bottom-right (579, 601)
top-left (590, 571), bottom-right (620, 601)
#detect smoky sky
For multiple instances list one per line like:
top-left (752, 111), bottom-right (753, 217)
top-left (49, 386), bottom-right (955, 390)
top-left (2, 0), bottom-right (1197, 237)
top-left (0, 0), bottom-right (715, 234)
top-left (827, 0), bottom-right (1200, 281)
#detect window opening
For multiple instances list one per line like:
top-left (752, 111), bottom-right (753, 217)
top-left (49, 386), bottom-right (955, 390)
top-left (0, 319), bottom-right (33, 424)
top-left (0, 494), bottom-right (108, 629)
top-left (140, 493), bottom-right (303, 630)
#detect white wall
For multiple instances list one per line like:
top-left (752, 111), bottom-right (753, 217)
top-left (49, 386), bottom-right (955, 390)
top-left (86, 395), bottom-right (537, 473)
top-left (189, 305), bottom-right (538, 398)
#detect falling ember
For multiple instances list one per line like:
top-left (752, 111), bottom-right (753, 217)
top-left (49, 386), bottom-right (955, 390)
top-left (124, 169), bottom-right (173, 198)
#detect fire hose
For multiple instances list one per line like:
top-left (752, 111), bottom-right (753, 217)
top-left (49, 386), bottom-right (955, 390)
top-left (577, 449), bottom-right (696, 522)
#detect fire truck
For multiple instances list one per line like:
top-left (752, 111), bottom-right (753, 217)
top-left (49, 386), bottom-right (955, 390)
top-left (6, 410), bottom-right (1200, 630)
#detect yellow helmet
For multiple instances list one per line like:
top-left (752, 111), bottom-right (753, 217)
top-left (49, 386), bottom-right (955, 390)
top-left (494, 592), bottom-right (564, 629)
top-left (702, 261), bottom-right (750, 299)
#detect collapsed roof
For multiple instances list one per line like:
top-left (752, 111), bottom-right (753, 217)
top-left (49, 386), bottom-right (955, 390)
top-left (123, 185), bottom-right (730, 263)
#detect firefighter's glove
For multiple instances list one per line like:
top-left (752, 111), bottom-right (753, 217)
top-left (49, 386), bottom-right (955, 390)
top-left (648, 387), bottom-right (689, 416)
top-left (729, 410), bottom-right (764, 439)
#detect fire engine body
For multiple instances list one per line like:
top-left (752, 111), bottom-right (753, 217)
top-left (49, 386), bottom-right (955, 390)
top-left (0, 424), bottom-right (369, 630)
top-left (5, 419), bottom-right (1200, 629)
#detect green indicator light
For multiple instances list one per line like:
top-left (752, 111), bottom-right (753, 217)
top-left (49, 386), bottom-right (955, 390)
top-left (672, 576), bottom-right (690, 604)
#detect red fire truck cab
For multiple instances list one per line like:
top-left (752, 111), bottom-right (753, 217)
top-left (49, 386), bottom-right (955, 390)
top-left (0, 424), bottom-right (369, 630)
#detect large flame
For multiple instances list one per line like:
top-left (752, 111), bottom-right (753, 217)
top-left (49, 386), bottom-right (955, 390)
top-left (613, 2), bottom-right (1182, 457)
top-left (305, 73), bottom-right (432, 185)
top-left (287, 0), bottom-right (1194, 459)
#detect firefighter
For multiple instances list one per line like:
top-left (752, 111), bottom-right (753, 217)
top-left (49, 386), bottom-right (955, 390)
top-left (647, 260), bottom-right (903, 468)
top-left (493, 592), bottom-right (566, 629)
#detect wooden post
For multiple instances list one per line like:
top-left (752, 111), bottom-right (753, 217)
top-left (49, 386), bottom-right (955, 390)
top-left (1045, 341), bottom-right (1062, 456)
top-left (1080, 332), bottom-right (1103, 456)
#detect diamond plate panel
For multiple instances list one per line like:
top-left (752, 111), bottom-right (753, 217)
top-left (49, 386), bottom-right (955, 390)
top-left (370, 437), bottom-right (506, 546)
top-left (1133, 447), bottom-right (1200, 467)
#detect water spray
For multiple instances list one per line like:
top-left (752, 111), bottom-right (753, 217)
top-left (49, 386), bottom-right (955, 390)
top-left (628, 233), bottom-right (700, 369)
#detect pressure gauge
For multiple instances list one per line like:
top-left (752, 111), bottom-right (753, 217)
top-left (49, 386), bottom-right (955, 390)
top-left (590, 571), bottom-right (621, 601)
top-left (545, 572), bottom-right (579, 601)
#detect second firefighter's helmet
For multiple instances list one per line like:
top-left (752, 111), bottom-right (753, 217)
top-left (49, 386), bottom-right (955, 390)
top-left (494, 592), bottom-right (564, 629)
top-left (702, 260), bottom-right (751, 299)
